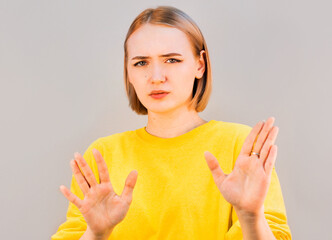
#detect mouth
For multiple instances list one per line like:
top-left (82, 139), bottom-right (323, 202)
top-left (149, 90), bottom-right (170, 96)
top-left (149, 90), bottom-right (170, 99)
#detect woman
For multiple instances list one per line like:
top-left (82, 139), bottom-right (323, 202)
top-left (52, 6), bottom-right (291, 240)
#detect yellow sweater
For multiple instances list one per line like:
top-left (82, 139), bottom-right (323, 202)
top-left (52, 120), bottom-right (291, 239)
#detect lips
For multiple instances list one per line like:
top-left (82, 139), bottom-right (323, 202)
top-left (149, 90), bottom-right (170, 95)
top-left (149, 90), bottom-right (170, 99)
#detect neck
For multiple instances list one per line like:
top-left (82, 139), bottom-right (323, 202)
top-left (145, 107), bottom-right (207, 138)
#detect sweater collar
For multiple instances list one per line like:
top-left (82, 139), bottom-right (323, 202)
top-left (134, 120), bottom-right (217, 148)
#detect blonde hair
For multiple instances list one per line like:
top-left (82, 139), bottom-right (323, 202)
top-left (124, 6), bottom-right (212, 115)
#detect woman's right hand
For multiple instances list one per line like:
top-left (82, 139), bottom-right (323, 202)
top-left (60, 148), bottom-right (138, 240)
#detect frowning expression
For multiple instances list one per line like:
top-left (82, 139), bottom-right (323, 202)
top-left (126, 23), bottom-right (205, 114)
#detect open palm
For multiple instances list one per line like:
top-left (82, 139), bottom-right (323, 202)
top-left (204, 117), bottom-right (279, 215)
top-left (60, 149), bottom-right (138, 238)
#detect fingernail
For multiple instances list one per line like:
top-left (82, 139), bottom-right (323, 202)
top-left (74, 152), bottom-right (79, 158)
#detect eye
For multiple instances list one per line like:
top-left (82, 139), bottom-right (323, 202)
top-left (134, 61), bottom-right (147, 67)
top-left (166, 58), bottom-right (182, 63)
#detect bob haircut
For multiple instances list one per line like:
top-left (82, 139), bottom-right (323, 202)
top-left (124, 6), bottom-right (212, 115)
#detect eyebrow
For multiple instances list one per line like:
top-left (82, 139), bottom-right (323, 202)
top-left (131, 53), bottom-right (183, 60)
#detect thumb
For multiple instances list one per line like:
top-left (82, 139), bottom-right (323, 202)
top-left (120, 170), bottom-right (138, 205)
top-left (204, 151), bottom-right (226, 185)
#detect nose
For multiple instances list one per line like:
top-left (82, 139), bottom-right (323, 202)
top-left (150, 63), bottom-right (166, 84)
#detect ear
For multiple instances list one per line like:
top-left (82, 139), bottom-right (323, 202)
top-left (195, 50), bottom-right (206, 79)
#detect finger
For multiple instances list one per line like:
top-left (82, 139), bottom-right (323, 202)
top-left (92, 149), bottom-right (111, 184)
top-left (264, 145), bottom-right (278, 177)
top-left (59, 185), bottom-right (83, 209)
top-left (74, 152), bottom-right (98, 187)
top-left (252, 116), bottom-right (275, 154)
top-left (239, 121), bottom-right (264, 156)
top-left (259, 126), bottom-right (279, 162)
top-left (204, 151), bottom-right (226, 185)
top-left (120, 170), bottom-right (138, 205)
top-left (70, 159), bottom-right (90, 194)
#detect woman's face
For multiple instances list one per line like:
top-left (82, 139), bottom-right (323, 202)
top-left (126, 23), bottom-right (205, 114)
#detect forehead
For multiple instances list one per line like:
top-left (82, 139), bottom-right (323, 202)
top-left (126, 24), bottom-right (194, 57)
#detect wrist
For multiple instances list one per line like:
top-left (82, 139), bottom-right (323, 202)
top-left (234, 206), bottom-right (276, 240)
top-left (83, 226), bottom-right (114, 240)
top-left (234, 206), bottom-right (265, 223)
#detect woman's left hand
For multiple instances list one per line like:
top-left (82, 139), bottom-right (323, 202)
top-left (204, 117), bottom-right (279, 216)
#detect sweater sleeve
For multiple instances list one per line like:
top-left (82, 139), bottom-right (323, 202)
top-left (225, 124), bottom-right (292, 240)
top-left (51, 138), bottom-right (103, 240)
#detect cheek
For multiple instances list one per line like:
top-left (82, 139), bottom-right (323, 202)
top-left (170, 73), bottom-right (196, 99)
top-left (127, 70), bottom-right (148, 100)
top-left (128, 68), bottom-right (144, 86)
top-left (175, 64), bottom-right (197, 86)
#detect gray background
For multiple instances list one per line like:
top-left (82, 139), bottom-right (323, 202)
top-left (1, 0), bottom-right (331, 239)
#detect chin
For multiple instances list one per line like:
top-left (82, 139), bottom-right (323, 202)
top-left (147, 107), bottom-right (174, 114)
top-left (142, 97), bottom-right (190, 114)
top-left (144, 104), bottom-right (173, 114)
